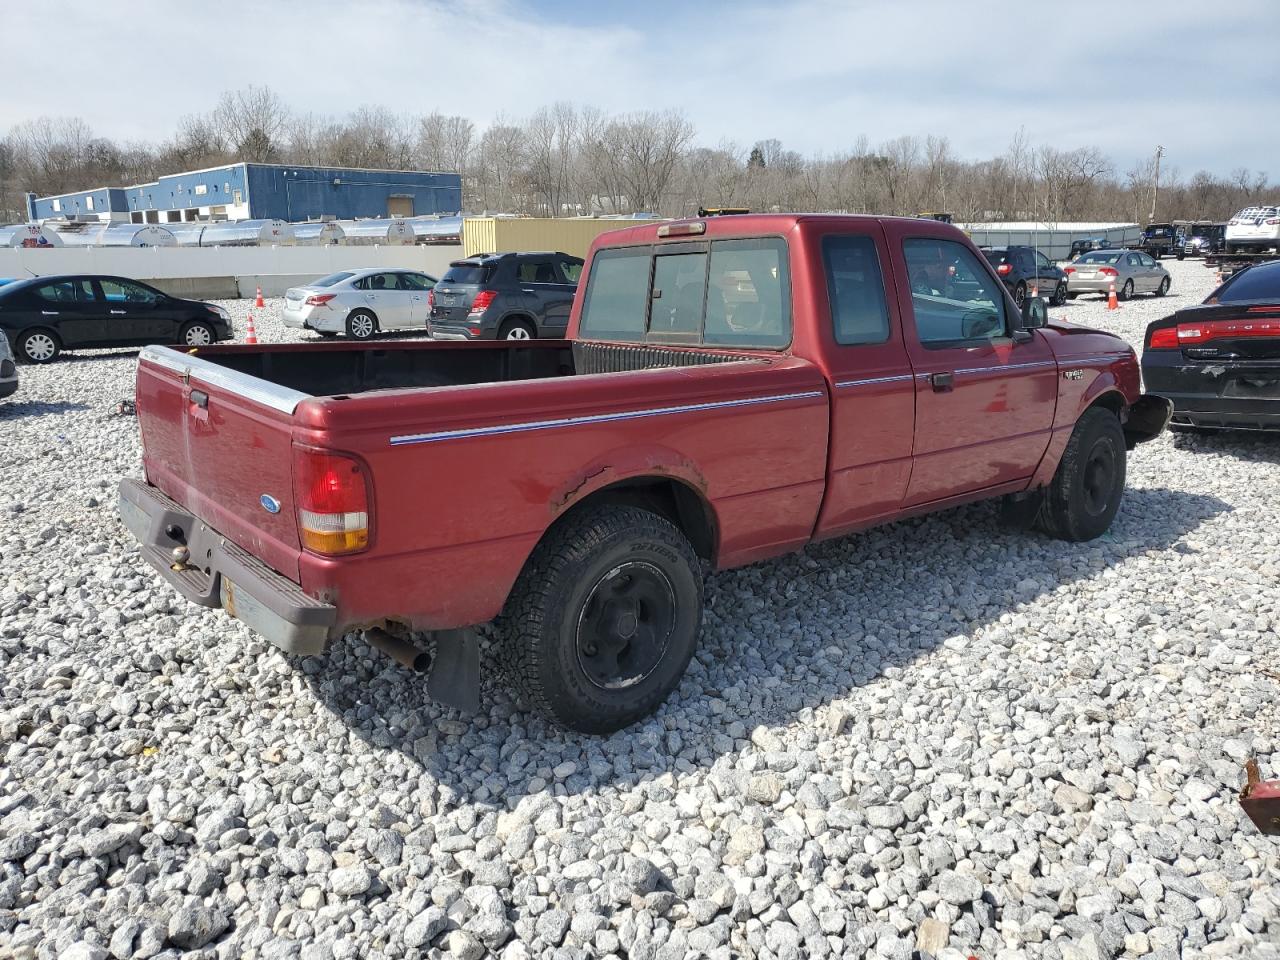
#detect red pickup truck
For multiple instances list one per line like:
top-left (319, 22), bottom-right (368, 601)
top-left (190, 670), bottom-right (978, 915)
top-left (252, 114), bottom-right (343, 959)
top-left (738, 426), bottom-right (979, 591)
top-left (119, 215), bottom-right (1170, 733)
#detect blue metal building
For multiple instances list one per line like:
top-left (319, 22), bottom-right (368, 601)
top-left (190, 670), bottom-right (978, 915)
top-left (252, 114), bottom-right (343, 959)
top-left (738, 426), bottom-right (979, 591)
top-left (28, 163), bottom-right (461, 224)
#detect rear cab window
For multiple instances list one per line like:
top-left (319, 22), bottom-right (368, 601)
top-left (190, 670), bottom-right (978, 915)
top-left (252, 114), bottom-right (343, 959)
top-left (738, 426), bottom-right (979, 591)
top-left (823, 235), bottom-right (890, 345)
top-left (579, 237), bottom-right (790, 349)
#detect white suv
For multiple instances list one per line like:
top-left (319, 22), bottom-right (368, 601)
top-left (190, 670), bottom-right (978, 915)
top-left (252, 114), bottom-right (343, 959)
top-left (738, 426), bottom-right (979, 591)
top-left (1226, 205), bottom-right (1280, 253)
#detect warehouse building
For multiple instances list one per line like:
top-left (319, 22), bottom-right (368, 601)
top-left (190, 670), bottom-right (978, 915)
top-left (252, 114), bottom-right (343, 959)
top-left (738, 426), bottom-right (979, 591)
top-left (27, 163), bottom-right (461, 225)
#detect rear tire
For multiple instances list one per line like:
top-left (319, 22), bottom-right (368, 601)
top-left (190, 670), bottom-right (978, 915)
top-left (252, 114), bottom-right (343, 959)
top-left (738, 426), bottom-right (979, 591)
top-left (179, 321), bottom-right (215, 347)
top-left (1119, 279), bottom-right (1134, 301)
top-left (1013, 282), bottom-right (1027, 308)
top-left (495, 505), bottom-right (703, 734)
top-left (1036, 407), bottom-right (1126, 542)
top-left (499, 318), bottom-right (536, 341)
top-left (1156, 276), bottom-right (1170, 297)
top-left (16, 328), bottom-right (61, 364)
top-left (1051, 283), bottom-right (1067, 306)
top-left (346, 310), bottom-right (378, 340)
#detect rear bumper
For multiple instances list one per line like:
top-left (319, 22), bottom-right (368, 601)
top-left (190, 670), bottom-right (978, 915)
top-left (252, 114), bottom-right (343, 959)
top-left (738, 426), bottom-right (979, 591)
top-left (118, 478), bottom-right (337, 654)
top-left (1067, 278), bottom-right (1119, 295)
top-left (1141, 352), bottom-right (1280, 431)
top-left (429, 323), bottom-right (486, 341)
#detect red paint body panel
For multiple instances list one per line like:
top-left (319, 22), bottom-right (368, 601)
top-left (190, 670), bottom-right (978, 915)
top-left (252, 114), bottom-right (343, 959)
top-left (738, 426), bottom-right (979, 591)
top-left (130, 214), bottom-right (1149, 639)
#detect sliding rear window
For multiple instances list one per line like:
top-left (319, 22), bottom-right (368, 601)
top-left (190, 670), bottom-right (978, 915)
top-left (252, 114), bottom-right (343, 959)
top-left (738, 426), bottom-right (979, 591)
top-left (579, 238), bottom-right (790, 349)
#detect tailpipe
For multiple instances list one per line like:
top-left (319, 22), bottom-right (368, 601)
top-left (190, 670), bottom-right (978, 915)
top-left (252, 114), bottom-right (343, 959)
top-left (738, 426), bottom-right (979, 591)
top-left (363, 627), bottom-right (432, 672)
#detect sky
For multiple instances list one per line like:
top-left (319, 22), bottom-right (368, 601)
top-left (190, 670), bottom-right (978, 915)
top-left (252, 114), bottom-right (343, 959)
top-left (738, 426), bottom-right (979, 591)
top-left (5, 0), bottom-right (1277, 179)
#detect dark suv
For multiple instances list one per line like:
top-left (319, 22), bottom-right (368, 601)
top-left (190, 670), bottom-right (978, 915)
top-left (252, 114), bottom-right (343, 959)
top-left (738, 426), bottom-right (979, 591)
top-left (980, 246), bottom-right (1068, 306)
top-left (428, 252), bottom-right (584, 340)
top-left (1140, 223), bottom-right (1183, 260)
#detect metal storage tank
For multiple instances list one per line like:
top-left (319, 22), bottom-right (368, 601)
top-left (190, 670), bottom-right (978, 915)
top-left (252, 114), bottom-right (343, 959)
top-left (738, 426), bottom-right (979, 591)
top-left (461, 217), bottom-right (666, 259)
top-left (167, 223), bottom-right (208, 247)
top-left (198, 219), bottom-right (295, 246)
top-left (0, 223), bottom-right (63, 247)
top-left (51, 222), bottom-right (177, 247)
top-left (292, 221), bottom-right (346, 245)
top-left (408, 216), bottom-right (463, 244)
top-left (337, 218), bottom-right (415, 246)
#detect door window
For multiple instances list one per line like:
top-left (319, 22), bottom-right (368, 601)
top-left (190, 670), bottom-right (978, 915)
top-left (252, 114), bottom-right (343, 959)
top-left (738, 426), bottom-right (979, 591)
top-left (904, 238), bottom-right (1007, 346)
top-left (558, 258), bottom-right (584, 283)
top-left (1139, 254), bottom-right (1157, 268)
top-left (363, 273), bottom-right (400, 291)
top-left (1035, 251), bottom-right (1052, 269)
top-left (1126, 253), bottom-right (1144, 268)
top-left (97, 279), bottom-right (158, 304)
top-left (35, 279), bottom-right (94, 303)
top-left (397, 272), bottom-right (435, 290)
top-left (822, 235), bottom-right (889, 345)
top-left (518, 259), bottom-right (558, 284)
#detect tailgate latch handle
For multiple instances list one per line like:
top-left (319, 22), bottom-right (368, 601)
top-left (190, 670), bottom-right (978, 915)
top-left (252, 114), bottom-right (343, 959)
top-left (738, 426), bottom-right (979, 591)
top-left (190, 389), bottom-right (208, 409)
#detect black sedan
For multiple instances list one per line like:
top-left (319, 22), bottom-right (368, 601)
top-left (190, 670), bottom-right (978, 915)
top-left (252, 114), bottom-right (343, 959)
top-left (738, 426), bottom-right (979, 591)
top-left (0, 275), bottom-right (232, 363)
top-left (1142, 260), bottom-right (1280, 432)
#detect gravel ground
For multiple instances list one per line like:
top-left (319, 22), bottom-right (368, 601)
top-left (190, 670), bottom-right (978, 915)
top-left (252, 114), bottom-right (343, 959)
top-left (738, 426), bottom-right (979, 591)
top-left (1, 257), bottom-right (1277, 960)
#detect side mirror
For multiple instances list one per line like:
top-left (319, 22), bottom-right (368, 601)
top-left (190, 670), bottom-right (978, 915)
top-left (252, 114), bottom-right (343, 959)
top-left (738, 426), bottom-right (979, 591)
top-left (1021, 296), bottom-right (1048, 330)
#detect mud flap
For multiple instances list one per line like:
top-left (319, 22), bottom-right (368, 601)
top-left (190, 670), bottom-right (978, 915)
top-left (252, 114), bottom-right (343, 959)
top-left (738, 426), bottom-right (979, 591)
top-left (426, 628), bottom-right (481, 714)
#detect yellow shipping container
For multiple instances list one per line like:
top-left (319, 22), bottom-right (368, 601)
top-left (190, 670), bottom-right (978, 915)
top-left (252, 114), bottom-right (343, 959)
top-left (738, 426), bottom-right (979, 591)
top-left (462, 218), bottom-right (659, 260)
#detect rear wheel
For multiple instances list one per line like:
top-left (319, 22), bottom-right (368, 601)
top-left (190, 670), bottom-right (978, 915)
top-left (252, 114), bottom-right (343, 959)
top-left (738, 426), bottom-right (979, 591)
top-left (179, 321), bottom-right (215, 347)
top-left (1036, 407), bottom-right (1126, 542)
top-left (1051, 282), bottom-right (1067, 306)
top-left (495, 505), bottom-right (703, 734)
top-left (499, 318), bottom-right (535, 341)
top-left (346, 310), bottom-right (378, 340)
top-left (16, 328), bottom-right (60, 364)
top-left (1156, 276), bottom-right (1170, 297)
top-left (1119, 279), bottom-right (1134, 301)
top-left (1013, 282), bottom-right (1027, 308)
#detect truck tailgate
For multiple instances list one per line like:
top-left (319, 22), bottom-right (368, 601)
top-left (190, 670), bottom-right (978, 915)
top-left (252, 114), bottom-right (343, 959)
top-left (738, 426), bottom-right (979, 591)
top-left (136, 347), bottom-right (305, 581)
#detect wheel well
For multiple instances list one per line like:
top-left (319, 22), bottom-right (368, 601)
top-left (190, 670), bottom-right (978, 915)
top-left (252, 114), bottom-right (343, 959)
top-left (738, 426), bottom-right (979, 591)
top-left (499, 314), bottom-right (536, 331)
top-left (554, 477), bottom-right (717, 561)
top-left (1088, 391), bottom-right (1124, 419)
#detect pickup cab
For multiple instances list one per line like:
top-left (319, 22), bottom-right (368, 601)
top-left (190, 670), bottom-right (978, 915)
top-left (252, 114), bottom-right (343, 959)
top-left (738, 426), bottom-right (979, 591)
top-left (119, 215), bottom-right (1171, 733)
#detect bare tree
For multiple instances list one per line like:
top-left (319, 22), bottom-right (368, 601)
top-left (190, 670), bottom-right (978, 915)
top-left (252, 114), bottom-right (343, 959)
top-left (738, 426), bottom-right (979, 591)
top-left (212, 85), bottom-right (290, 163)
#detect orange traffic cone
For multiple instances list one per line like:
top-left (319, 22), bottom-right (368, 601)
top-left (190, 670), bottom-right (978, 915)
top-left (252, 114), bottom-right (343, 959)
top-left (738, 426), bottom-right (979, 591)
top-left (1030, 284), bottom-right (1039, 300)
top-left (1106, 281), bottom-right (1119, 311)
top-left (246, 313), bottom-right (258, 344)
top-left (255, 286), bottom-right (265, 309)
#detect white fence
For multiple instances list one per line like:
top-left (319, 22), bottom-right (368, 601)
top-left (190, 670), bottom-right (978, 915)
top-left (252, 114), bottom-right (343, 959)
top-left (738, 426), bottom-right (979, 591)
top-left (0, 245), bottom-right (460, 298)
top-left (959, 222), bottom-right (1143, 261)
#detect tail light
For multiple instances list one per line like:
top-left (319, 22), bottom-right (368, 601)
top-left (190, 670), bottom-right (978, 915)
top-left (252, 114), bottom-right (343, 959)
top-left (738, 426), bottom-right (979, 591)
top-left (1147, 327), bottom-right (1180, 349)
top-left (1267, 219), bottom-right (1280, 225)
top-left (1098, 267), bottom-right (1119, 276)
top-left (469, 290), bottom-right (497, 314)
top-left (1064, 267), bottom-right (1076, 275)
top-left (996, 263), bottom-right (1012, 276)
top-left (427, 288), bottom-right (435, 309)
top-left (293, 447), bottom-right (371, 555)
top-left (305, 294), bottom-right (336, 306)
top-left (1174, 318), bottom-right (1280, 346)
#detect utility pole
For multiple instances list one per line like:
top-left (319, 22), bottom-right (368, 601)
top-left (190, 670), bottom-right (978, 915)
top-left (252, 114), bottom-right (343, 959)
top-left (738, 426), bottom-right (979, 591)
top-left (1149, 145), bottom-right (1164, 223)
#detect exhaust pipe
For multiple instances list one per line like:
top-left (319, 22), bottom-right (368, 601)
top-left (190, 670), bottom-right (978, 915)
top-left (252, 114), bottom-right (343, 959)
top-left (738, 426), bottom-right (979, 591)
top-left (363, 627), bottom-right (432, 672)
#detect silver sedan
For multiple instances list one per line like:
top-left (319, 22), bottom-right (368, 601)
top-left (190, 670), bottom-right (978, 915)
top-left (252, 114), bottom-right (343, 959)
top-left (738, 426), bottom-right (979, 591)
top-left (1064, 249), bottom-right (1170, 301)
top-left (282, 268), bottom-right (437, 340)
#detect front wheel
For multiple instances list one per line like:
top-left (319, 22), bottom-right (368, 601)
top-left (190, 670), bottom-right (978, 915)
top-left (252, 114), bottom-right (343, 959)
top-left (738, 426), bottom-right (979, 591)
top-left (1119, 279), bottom-right (1134, 301)
top-left (180, 321), bottom-right (215, 347)
top-left (1156, 276), bottom-right (1170, 297)
top-left (16, 328), bottom-right (61, 363)
top-left (346, 310), bottom-right (378, 340)
top-left (1051, 282), bottom-right (1067, 306)
top-left (1036, 407), bottom-right (1126, 542)
top-left (1013, 282), bottom-right (1027, 308)
top-left (496, 505), bottom-right (703, 734)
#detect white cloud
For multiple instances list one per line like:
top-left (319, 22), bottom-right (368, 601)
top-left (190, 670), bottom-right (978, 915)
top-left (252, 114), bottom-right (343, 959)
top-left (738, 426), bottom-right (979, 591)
top-left (2, 0), bottom-right (1275, 176)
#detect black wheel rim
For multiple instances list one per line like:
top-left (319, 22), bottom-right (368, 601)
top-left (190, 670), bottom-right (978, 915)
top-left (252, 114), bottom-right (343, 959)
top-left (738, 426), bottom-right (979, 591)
top-left (575, 561), bottom-right (676, 691)
top-left (1015, 285), bottom-right (1026, 306)
top-left (1082, 438), bottom-right (1116, 516)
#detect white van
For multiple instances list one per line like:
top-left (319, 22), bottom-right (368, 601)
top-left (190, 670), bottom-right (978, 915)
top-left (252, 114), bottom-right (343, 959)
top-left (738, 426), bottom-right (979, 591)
top-left (1225, 205), bottom-right (1280, 253)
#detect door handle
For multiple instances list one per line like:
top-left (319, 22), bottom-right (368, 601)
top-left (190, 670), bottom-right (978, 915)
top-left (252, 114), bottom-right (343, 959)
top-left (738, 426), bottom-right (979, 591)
top-left (110, 310), bottom-right (126, 315)
top-left (522, 288), bottom-right (535, 293)
top-left (930, 372), bottom-right (954, 392)
top-left (41, 310), bottom-right (59, 316)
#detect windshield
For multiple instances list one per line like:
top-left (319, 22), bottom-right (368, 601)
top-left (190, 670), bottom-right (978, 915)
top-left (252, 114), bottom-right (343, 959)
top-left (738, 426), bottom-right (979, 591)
top-left (312, 272), bottom-right (355, 288)
top-left (442, 264), bottom-right (492, 285)
top-left (1076, 251), bottom-right (1123, 264)
top-left (1215, 263), bottom-right (1280, 303)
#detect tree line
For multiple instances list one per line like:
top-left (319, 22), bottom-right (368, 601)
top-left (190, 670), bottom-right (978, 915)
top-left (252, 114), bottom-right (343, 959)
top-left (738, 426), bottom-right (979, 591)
top-left (0, 85), bottom-right (1272, 225)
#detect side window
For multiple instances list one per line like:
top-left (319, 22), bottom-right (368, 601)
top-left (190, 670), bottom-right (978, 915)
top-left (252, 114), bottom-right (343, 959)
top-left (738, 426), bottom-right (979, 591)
top-left (578, 249), bottom-right (651, 341)
top-left (650, 253), bottom-right (706, 338)
top-left (1035, 251), bottom-right (1052, 269)
top-left (35, 280), bottom-right (93, 303)
top-left (518, 259), bottom-right (558, 284)
top-left (352, 276), bottom-right (368, 290)
top-left (1126, 253), bottom-right (1143, 268)
top-left (558, 258), bottom-right (583, 284)
top-left (904, 238), bottom-right (1007, 346)
top-left (397, 272), bottom-right (434, 291)
top-left (822, 235), bottom-right (890, 345)
top-left (367, 273), bottom-right (397, 290)
top-left (98, 279), bottom-right (157, 304)
top-left (704, 237), bottom-right (790, 348)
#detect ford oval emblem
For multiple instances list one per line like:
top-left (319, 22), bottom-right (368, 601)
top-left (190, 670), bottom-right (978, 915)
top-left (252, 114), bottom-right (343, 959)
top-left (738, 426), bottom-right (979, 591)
top-left (259, 494), bottom-right (281, 514)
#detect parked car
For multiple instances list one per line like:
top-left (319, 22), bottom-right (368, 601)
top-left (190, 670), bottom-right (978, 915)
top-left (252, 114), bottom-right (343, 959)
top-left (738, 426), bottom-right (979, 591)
top-left (282, 269), bottom-right (438, 340)
top-left (118, 213), bottom-right (1169, 734)
top-left (1069, 238), bottom-right (1112, 260)
top-left (1143, 259), bottom-right (1280, 431)
top-left (1140, 222), bottom-right (1183, 259)
top-left (0, 275), bottom-right (232, 364)
top-left (1225, 205), bottom-right (1280, 253)
top-left (980, 246), bottom-right (1068, 305)
top-left (428, 252), bottom-right (583, 340)
top-left (1064, 249), bottom-right (1170, 301)
top-left (0, 332), bottom-right (16, 399)
top-left (1179, 223), bottom-right (1227, 259)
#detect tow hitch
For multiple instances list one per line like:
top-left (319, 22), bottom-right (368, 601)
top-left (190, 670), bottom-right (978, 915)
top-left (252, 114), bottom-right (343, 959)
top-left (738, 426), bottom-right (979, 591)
top-left (363, 626), bottom-right (480, 713)
top-left (1240, 759), bottom-right (1280, 835)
